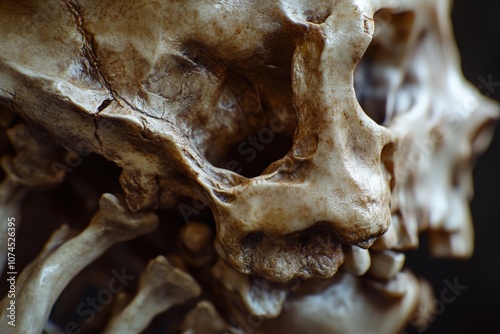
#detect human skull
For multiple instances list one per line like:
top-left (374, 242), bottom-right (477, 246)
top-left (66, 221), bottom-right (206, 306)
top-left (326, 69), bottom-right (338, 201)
top-left (0, 0), bottom-right (498, 333)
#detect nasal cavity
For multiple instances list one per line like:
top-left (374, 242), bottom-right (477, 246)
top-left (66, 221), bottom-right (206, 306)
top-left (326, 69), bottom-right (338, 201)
top-left (207, 71), bottom-right (296, 178)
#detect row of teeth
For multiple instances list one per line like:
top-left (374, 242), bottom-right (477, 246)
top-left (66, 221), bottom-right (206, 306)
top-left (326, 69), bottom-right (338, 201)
top-left (342, 245), bottom-right (407, 298)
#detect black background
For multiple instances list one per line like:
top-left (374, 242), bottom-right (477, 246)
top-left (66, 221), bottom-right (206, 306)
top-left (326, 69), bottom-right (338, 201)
top-left (405, 1), bottom-right (500, 333)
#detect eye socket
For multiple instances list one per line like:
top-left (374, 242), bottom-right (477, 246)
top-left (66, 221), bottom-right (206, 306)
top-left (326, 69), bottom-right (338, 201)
top-left (354, 10), bottom-right (416, 126)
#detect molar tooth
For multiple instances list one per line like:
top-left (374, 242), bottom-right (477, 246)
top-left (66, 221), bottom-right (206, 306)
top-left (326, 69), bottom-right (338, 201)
top-left (367, 250), bottom-right (405, 280)
top-left (342, 245), bottom-right (371, 276)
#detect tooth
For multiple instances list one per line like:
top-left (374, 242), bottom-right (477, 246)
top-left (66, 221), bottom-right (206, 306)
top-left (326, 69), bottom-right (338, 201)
top-left (368, 250), bottom-right (405, 280)
top-left (342, 245), bottom-right (371, 276)
top-left (365, 271), bottom-right (410, 298)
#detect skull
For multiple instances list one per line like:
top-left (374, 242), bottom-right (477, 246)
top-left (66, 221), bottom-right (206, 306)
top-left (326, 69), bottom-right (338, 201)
top-left (0, 0), bottom-right (498, 333)
top-left (1, 0), bottom-right (397, 283)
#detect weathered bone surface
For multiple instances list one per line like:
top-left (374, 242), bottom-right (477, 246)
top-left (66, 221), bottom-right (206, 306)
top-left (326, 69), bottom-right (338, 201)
top-left (0, 0), bottom-right (498, 333)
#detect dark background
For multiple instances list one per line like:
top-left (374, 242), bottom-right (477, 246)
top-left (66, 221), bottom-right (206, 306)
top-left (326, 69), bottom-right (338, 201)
top-left (406, 1), bottom-right (500, 333)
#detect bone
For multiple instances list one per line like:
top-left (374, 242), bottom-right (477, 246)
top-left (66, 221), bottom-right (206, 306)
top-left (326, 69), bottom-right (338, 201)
top-left (342, 245), bottom-right (371, 276)
top-left (368, 250), bottom-right (406, 280)
top-left (181, 300), bottom-right (230, 334)
top-left (211, 259), bottom-right (288, 318)
top-left (260, 271), bottom-right (424, 334)
top-left (428, 217), bottom-right (474, 259)
top-left (15, 224), bottom-right (75, 289)
top-left (104, 256), bottom-right (201, 334)
top-left (427, 180), bottom-right (475, 258)
top-left (0, 193), bottom-right (158, 334)
top-left (383, 0), bottom-right (499, 263)
top-left (179, 222), bottom-right (215, 267)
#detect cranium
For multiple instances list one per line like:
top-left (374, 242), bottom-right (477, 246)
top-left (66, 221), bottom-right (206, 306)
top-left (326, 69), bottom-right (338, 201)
top-left (0, 0), bottom-right (498, 333)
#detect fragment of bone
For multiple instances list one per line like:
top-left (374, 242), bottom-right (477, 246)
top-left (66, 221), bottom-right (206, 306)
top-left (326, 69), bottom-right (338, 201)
top-left (181, 300), bottom-right (230, 334)
top-left (104, 256), bottom-right (201, 334)
top-left (179, 222), bottom-right (215, 267)
top-left (0, 193), bottom-right (158, 334)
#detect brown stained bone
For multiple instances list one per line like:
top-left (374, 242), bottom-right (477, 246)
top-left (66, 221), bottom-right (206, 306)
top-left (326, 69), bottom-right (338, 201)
top-left (0, 193), bottom-right (158, 334)
top-left (104, 256), bottom-right (201, 334)
top-left (0, 0), bottom-right (394, 283)
top-left (211, 259), bottom-right (288, 319)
